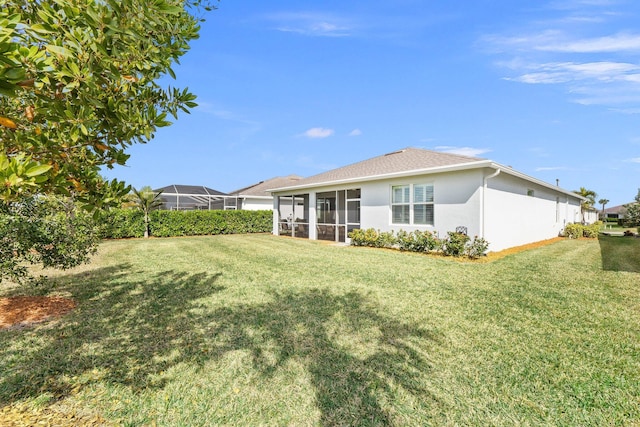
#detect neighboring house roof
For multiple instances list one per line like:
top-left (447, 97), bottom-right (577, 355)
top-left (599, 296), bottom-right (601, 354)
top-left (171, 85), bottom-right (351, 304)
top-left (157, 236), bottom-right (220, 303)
top-left (230, 175), bottom-right (303, 198)
top-left (603, 204), bottom-right (630, 214)
top-left (268, 147), bottom-right (583, 200)
top-left (154, 184), bottom-right (228, 196)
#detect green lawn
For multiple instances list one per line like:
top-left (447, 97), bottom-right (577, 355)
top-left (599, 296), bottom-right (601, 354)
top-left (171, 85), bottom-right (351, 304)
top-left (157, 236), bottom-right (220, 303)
top-left (1, 234), bottom-right (639, 426)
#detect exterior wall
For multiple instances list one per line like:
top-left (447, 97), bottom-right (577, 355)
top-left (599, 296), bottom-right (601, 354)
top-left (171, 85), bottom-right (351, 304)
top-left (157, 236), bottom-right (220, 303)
top-left (240, 197), bottom-right (273, 211)
top-left (272, 168), bottom-right (584, 251)
top-left (358, 169), bottom-right (483, 239)
top-left (483, 172), bottom-right (582, 251)
top-left (584, 210), bottom-right (598, 224)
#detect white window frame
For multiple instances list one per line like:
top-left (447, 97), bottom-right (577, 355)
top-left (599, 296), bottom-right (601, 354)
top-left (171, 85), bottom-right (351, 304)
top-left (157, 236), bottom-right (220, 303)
top-left (390, 183), bottom-right (434, 226)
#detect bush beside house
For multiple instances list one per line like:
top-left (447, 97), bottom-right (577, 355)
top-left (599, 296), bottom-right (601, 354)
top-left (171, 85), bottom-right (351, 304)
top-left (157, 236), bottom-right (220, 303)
top-left (563, 222), bottom-right (602, 239)
top-left (349, 228), bottom-right (490, 259)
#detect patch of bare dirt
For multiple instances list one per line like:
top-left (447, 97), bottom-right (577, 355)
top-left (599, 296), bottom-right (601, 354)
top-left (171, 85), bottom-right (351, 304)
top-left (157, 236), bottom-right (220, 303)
top-left (0, 296), bottom-right (76, 330)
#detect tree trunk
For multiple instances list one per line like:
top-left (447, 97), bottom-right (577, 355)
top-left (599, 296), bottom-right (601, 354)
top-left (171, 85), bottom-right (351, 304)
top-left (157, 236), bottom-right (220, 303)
top-left (144, 213), bottom-right (150, 238)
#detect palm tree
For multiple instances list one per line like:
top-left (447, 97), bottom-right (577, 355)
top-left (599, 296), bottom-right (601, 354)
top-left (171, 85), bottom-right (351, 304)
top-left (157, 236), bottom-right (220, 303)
top-left (574, 187), bottom-right (597, 223)
top-left (131, 186), bottom-right (164, 238)
top-left (598, 198), bottom-right (609, 221)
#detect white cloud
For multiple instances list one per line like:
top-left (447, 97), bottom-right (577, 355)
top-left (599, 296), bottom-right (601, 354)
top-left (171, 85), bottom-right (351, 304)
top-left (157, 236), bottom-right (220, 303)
top-left (482, 1), bottom-right (640, 111)
top-left (506, 61), bottom-right (640, 85)
top-left (626, 157), bottom-right (640, 163)
top-left (265, 12), bottom-right (353, 37)
top-left (536, 32), bottom-right (640, 53)
top-left (434, 146), bottom-right (491, 157)
top-left (535, 166), bottom-right (569, 171)
top-left (302, 127), bottom-right (334, 138)
top-left (348, 128), bottom-right (362, 136)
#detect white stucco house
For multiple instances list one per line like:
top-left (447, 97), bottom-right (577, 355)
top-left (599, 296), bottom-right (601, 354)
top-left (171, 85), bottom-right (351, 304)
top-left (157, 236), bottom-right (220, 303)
top-left (229, 175), bottom-right (303, 211)
top-left (269, 147), bottom-right (588, 252)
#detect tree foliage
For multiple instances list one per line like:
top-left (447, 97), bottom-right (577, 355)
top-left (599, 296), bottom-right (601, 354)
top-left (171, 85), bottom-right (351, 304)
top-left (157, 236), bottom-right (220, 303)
top-left (623, 188), bottom-right (640, 226)
top-left (574, 187), bottom-right (597, 223)
top-left (0, 195), bottom-right (99, 283)
top-left (0, 0), bottom-right (215, 282)
top-left (0, 0), bottom-right (214, 206)
top-left (129, 186), bottom-right (164, 238)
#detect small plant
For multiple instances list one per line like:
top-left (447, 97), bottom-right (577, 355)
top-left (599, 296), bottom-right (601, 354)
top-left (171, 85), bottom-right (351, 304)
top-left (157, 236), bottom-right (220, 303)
top-left (397, 230), bottom-right (440, 253)
top-left (442, 232), bottom-right (470, 257)
top-left (465, 236), bottom-right (489, 259)
top-left (583, 221), bottom-right (601, 238)
top-left (563, 223), bottom-right (583, 239)
top-left (563, 222), bottom-right (601, 239)
top-left (348, 228), bottom-right (397, 248)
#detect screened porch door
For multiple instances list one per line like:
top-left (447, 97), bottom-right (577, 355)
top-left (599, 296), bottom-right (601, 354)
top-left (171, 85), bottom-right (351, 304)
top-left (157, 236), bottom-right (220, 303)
top-left (316, 189), bottom-right (360, 243)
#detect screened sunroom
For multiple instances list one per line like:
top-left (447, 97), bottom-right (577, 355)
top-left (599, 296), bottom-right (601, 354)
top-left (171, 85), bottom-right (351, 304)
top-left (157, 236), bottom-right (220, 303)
top-left (154, 185), bottom-right (239, 211)
top-left (275, 189), bottom-right (361, 243)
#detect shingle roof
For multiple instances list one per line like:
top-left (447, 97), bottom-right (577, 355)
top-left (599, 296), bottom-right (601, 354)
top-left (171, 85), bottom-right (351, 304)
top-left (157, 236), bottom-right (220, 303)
top-left (154, 185), bottom-right (228, 196)
top-left (230, 175), bottom-right (303, 197)
top-left (270, 147), bottom-right (487, 191)
top-left (603, 204), bottom-right (632, 214)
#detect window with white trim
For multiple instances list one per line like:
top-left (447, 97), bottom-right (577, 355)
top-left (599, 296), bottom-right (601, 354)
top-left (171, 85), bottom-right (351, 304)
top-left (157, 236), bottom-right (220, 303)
top-left (391, 185), bottom-right (410, 224)
top-left (391, 184), bottom-right (434, 225)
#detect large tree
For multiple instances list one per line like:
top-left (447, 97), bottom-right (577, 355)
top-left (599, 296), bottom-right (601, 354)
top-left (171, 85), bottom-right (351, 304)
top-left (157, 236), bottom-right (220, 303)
top-left (0, 0), bottom-right (213, 206)
top-left (1, 0), bottom-right (214, 282)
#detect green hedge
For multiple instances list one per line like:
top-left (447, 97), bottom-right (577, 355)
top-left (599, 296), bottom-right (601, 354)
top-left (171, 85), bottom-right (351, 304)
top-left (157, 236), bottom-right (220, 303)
top-left (563, 221), bottom-right (602, 239)
top-left (99, 209), bottom-right (272, 239)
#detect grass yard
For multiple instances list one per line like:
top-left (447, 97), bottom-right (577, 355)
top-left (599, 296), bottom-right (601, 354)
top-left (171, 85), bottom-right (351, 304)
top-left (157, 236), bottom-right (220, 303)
top-left (1, 234), bottom-right (639, 426)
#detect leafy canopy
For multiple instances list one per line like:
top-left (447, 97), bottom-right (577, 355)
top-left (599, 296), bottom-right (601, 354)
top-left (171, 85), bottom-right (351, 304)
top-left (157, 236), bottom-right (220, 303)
top-left (0, 0), bottom-right (215, 283)
top-left (0, 0), bottom-right (215, 207)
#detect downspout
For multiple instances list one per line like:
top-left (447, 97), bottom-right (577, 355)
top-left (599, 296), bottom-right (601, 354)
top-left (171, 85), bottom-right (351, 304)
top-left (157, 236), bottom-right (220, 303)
top-left (481, 168), bottom-right (501, 239)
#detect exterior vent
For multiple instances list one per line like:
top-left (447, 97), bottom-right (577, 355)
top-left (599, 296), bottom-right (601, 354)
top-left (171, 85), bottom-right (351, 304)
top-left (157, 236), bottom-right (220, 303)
top-left (384, 149), bottom-right (406, 156)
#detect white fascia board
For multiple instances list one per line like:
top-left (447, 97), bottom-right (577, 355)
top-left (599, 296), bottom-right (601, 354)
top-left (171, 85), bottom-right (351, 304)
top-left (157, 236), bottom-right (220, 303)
top-left (267, 160), bottom-right (493, 194)
top-left (237, 195), bottom-right (272, 199)
top-left (491, 162), bottom-right (586, 200)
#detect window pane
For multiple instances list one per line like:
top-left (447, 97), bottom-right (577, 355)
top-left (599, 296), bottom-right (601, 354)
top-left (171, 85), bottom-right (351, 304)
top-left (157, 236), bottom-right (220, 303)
top-left (392, 185), bottom-right (409, 203)
top-left (414, 184), bottom-right (433, 203)
top-left (414, 204), bottom-right (434, 225)
top-left (347, 189), bottom-right (361, 199)
top-left (392, 205), bottom-right (410, 224)
top-left (347, 200), bottom-right (360, 223)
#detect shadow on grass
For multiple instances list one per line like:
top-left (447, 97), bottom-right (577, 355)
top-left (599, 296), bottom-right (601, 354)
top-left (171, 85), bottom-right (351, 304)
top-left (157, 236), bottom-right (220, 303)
top-left (205, 289), bottom-right (441, 425)
top-left (0, 264), bottom-right (224, 405)
top-left (598, 234), bottom-right (640, 273)
top-left (1, 267), bottom-right (440, 425)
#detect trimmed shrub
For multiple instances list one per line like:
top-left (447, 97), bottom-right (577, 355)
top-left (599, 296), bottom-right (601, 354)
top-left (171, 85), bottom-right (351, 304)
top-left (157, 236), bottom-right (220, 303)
top-left (397, 230), bottom-right (440, 253)
top-left (564, 222), bottom-right (601, 239)
top-left (442, 232), bottom-right (470, 257)
top-left (563, 223), bottom-right (583, 239)
top-left (465, 236), bottom-right (489, 259)
top-left (348, 228), bottom-right (396, 248)
top-left (351, 228), bottom-right (489, 259)
top-left (99, 209), bottom-right (272, 239)
top-left (99, 209), bottom-right (145, 238)
top-left (583, 221), bottom-right (601, 238)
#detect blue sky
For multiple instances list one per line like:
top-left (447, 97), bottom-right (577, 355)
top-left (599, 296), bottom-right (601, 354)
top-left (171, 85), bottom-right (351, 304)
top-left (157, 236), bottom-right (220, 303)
top-left (102, 0), bottom-right (640, 207)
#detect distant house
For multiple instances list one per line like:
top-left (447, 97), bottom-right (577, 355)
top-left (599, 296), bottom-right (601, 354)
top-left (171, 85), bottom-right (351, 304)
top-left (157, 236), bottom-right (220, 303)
top-left (155, 184), bottom-right (235, 210)
top-left (602, 204), bottom-right (627, 220)
top-left (229, 175), bottom-right (303, 211)
top-left (269, 147), bottom-right (588, 252)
